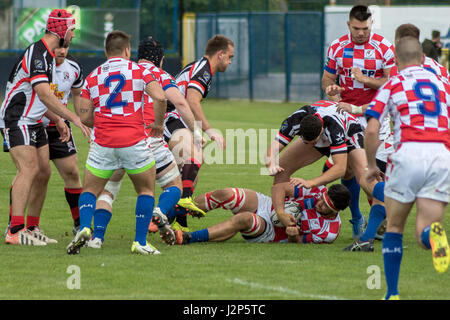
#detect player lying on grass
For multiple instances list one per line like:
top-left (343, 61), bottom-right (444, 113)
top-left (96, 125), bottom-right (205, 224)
top-left (169, 183), bottom-right (350, 245)
top-left (265, 100), bottom-right (385, 243)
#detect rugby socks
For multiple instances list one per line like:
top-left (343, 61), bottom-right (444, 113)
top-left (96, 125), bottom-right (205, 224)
top-left (181, 159), bottom-right (201, 198)
top-left (26, 216), bottom-right (40, 231)
top-left (382, 232), bottom-right (403, 299)
top-left (372, 182), bottom-right (385, 202)
top-left (93, 209), bottom-right (112, 242)
top-left (78, 192), bottom-right (97, 231)
top-left (420, 226), bottom-right (431, 249)
top-left (188, 229), bottom-right (209, 243)
top-left (359, 204), bottom-right (386, 242)
top-left (135, 194), bottom-right (154, 246)
top-left (65, 188), bottom-right (82, 227)
top-left (157, 186), bottom-right (182, 215)
top-left (10, 216), bottom-right (25, 234)
top-left (341, 177), bottom-right (362, 221)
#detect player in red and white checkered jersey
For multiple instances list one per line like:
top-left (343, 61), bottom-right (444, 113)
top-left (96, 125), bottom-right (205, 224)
top-left (364, 37), bottom-right (449, 298)
top-left (171, 183), bottom-right (350, 245)
top-left (389, 24), bottom-right (450, 81)
top-left (67, 31), bottom-right (169, 255)
top-left (91, 37), bottom-right (204, 248)
top-left (322, 5), bottom-right (394, 111)
top-left (321, 6), bottom-right (394, 238)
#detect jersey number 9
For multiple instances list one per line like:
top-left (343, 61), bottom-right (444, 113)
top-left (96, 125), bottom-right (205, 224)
top-left (413, 81), bottom-right (441, 117)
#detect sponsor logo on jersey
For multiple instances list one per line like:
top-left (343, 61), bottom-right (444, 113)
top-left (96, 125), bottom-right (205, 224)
top-left (343, 48), bottom-right (354, 58)
top-left (365, 49), bottom-right (375, 59)
top-left (304, 197), bottom-right (315, 210)
top-left (202, 71), bottom-right (211, 83)
top-left (34, 59), bottom-right (44, 70)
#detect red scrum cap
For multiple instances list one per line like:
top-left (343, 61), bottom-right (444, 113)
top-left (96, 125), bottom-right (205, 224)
top-left (46, 9), bottom-right (75, 43)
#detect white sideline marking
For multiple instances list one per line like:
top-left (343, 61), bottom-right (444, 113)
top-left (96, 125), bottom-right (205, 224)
top-left (229, 278), bottom-right (346, 300)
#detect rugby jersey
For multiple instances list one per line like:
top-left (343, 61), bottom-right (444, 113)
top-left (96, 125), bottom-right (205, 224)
top-left (273, 186), bottom-right (342, 244)
top-left (389, 55), bottom-right (450, 80)
top-left (276, 100), bottom-right (362, 155)
top-left (0, 38), bottom-right (56, 128)
top-left (167, 56), bottom-right (213, 112)
top-left (325, 32), bottom-right (395, 106)
top-left (139, 61), bottom-right (177, 125)
top-left (366, 65), bottom-right (450, 149)
top-left (40, 55), bottom-right (84, 127)
top-left (81, 57), bottom-right (155, 148)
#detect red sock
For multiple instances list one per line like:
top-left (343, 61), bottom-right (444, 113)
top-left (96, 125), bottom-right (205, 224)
top-left (64, 188), bottom-right (82, 223)
top-left (26, 216), bottom-right (40, 230)
top-left (10, 215), bottom-right (25, 233)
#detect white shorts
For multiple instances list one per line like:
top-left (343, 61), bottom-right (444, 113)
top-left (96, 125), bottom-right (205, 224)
top-left (385, 142), bottom-right (450, 203)
top-left (148, 136), bottom-right (180, 187)
top-left (86, 139), bottom-right (155, 179)
top-left (375, 131), bottom-right (394, 163)
top-left (243, 193), bottom-right (276, 243)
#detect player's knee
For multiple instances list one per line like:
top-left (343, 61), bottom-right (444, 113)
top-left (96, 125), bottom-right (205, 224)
top-left (98, 180), bottom-right (122, 207)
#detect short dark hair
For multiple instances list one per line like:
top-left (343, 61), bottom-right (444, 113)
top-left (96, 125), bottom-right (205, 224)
top-left (327, 184), bottom-right (351, 211)
top-left (432, 30), bottom-right (440, 39)
top-left (105, 30), bottom-right (130, 56)
top-left (396, 36), bottom-right (423, 65)
top-left (138, 36), bottom-right (164, 67)
top-left (349, 5), bottom-right (372, 21)
top-left (298, 114), bottom-right (323, 141)
top-left (395, 24), bottom-right (420, 41)
top-left (205, 35), bottom-right (234, 57)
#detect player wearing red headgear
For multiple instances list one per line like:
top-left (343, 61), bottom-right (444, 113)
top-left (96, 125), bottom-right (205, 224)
top-left (1, 8), bottom-right (90, 246)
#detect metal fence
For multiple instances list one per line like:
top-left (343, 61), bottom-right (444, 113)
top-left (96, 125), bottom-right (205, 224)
top-left (194, 12), bottom-right (324, 102)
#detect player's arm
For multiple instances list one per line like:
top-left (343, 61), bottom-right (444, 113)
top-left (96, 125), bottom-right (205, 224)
top-left (265, 140), bottom-right (286, 176)
top-left (33, 82), bottom-right (90, 139)
top-left (187, 88), bottom-right (225, 149)
top-left (307, 152), bottom-right (347, 188)
top-left (351, 67), bottom-right (390, 90)
top-left (71, 87), bottom-right (83, 116)
top-left (322, 70), bottom-right (342, 102)
top-left (271, 182), bottom-right (297, 228)
top-left (145, 80), bottom-right (167, 137)
top-left (43, 109), bottom-right (70, 142)
top-left (78, 97), bottom-right (94, 128)
top-left (164, 86), bottom-right (203, 145)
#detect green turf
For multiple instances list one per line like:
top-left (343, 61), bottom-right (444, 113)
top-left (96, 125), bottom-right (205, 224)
top-left (0, 99), bottom-right (448, 300)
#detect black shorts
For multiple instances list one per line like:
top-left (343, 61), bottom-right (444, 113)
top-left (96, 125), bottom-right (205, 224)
top-left (1, 123), bottom-right (48, 151)
top-left (46, 122), bottom-right (77, 160)
top-left (163, 112), bottom-right (188, 144)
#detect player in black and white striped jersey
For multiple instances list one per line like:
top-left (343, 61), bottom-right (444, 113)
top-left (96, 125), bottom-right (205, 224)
top-left (164, 35), bottom-right (234, 230)
top-left (266, 100), bottom-right (378, 233)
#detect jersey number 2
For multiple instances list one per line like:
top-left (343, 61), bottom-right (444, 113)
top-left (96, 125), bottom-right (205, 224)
top-left (413, 81), bottom-right (441, 117)
top-left (104, 74), bottom-right (127, 108)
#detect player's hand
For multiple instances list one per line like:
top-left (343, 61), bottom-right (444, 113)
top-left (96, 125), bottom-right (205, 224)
top-left (267, 163), bottom-right (285, 176)
top-left (337, 102), bottom-right (352, 114)
top-left (55, 119), bottom-right (70, 143)
top-left (325, 84), bottom-right (344, 98)
top-left (146, 123), bottom-right (164, 138)
top-left (365, 165), bottom-right (384, 183)
top-left (278, 212), bottom-right (297, 227)
top-left (72, 116), bottom-right (91, 140)
top-left (193, 129), bottom-right (205, 149)
top-left (350, 67), bottom-right (366, 83)
top-left (205, 128), bottom-right (225, 150)
top-left (286, 226), bottom-right (300, 237)
top-left (289, 177), bottom-right (312, 189)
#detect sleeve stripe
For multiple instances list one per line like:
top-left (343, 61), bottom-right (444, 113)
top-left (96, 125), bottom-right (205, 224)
top-left (324, 65), bottom-right (336, 74)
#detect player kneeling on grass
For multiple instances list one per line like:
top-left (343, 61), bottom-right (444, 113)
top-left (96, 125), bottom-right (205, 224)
top-left (171, 183), bottom-right (350, 245)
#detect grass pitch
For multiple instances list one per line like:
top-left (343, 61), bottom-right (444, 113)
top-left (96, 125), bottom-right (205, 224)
top-left (0, 99), bottom-right (448, 300)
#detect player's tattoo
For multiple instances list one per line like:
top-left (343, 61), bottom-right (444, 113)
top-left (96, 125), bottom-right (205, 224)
top-left (79, 108), bottom-right (90, 113)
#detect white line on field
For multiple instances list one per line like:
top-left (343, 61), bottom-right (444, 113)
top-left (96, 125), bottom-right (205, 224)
top-left (228, 278), bottom-right (346, 300)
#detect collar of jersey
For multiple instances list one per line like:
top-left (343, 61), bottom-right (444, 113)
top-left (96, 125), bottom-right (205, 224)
top-left (41, 38), bottom-right (55, 58)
